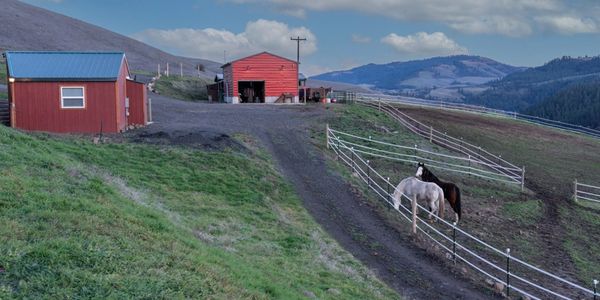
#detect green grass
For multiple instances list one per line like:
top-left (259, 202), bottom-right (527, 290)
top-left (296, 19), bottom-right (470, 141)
top-left (154, 75), bottom-right (211, 101)
top-left (0, 126), bottom-right (396, 299)
top-left (0, 92), bottom-right (6, 100)
top-left (394, 105), bottom-right (600, 283)
top-left (501, 200), bottom-right (543, 225)
top-left (323, 103), bottom-right (600, 285)
top-left (0, 60), bottom-right (6, 85)
top-left (563, 207), bottom-right (600, 284)
top-left (313, 105), bottom-right (600, 283)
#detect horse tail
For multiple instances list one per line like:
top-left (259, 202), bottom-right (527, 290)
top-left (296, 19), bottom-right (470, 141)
top-left (455, 186), bottom-right (462, 220)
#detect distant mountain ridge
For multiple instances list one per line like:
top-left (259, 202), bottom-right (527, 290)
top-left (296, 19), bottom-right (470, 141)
top-left (464, 56), bottom-right (600, 111)
top-left (0, 0), bottom-right (221, 78)
top-left (312, 55), bottom-right (524, 98)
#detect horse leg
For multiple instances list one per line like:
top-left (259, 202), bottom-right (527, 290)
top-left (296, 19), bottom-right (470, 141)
top-left (392, 193), bottom-right (400, 211)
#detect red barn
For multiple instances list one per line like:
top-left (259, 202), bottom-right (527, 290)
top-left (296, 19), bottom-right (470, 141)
top-left (4, 51), bottom-right (149, 133)
top-left (222, 52), bottom-right (299, 104)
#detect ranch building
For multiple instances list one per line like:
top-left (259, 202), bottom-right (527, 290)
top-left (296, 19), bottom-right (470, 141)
top-left (221, 52), bottom-right (300, 104)
top-left (4, 51), bottom-right (149, 133)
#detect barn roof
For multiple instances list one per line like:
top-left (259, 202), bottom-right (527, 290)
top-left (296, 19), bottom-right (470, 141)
top-left (5, 51), bottom-right (127, 81)
top-left (221, 51), bottom-right (298, 68)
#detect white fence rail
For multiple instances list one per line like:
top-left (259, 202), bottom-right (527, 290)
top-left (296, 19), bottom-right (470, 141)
top-left (329, 128), bottom-right (521, 186)
top-left (332, 91), bottom-right (600, 140)
top-left (344, 96), bottom-right (526, 190)
top-left (574, 180), bottom-right (600, 204)
top-left (326, 126), bottom-right (598, 300)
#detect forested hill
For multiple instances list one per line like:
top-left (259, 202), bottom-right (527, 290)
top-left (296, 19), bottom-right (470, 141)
top-left (524, 81), bottom-right (600, 129)
top-left (463, 56), bottom-right (600, 112)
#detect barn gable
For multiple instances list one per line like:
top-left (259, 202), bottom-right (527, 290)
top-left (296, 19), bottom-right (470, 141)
top-left (222, 52), bottom-right (299, 104)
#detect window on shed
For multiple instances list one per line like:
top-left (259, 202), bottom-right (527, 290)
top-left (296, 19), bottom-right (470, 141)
top-left (61, 87), bottom-right (85, 109)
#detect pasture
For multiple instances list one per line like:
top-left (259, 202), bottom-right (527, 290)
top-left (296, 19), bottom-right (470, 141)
top-left (322, 103), bottom-right (600, 292)
top-left (0, 125), bottom-right (395, 299)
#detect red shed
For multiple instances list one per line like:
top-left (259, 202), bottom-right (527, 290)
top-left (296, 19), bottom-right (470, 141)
top-left (222, 52), bottom-right (299, 104)
top-left (4, 51), bottom-right (149, 133)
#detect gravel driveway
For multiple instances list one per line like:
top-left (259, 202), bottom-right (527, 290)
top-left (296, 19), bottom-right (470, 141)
top-left (133, 94), bottom-right (496, 299)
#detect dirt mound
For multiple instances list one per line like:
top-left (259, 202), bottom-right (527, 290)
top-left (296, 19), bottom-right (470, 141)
top-left (132, 130), bottom-right (248, 153)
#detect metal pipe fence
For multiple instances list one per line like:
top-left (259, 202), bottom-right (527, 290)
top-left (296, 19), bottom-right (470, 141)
top-left (326, 125), bottom-right (597, 300)
top-left (574, 180), bottom-right (600, 203)
top-left (329, 127), bottom-right (521, 186)
top-left (337, 96), bottom-right (527, 189)
top-left (332, 91), bottom-right (600, 140)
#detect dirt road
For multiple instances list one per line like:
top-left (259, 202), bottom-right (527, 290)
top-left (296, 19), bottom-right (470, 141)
top-left (132, 94), bottom-right (496, 299)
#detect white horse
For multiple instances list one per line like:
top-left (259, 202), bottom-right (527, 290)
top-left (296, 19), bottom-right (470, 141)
top-left (392, 176), bottom-right (445, 220)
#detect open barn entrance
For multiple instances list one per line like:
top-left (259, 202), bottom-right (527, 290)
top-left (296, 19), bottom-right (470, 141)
top-left (238, 81), bottom-right (265, 103)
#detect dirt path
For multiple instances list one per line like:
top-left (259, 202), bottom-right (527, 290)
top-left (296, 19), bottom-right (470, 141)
top-left (132, 94), bottom-right (496, 299)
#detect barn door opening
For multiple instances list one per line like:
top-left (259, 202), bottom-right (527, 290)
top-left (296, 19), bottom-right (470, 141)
top-left (238, 81), bottom-right (265, 103)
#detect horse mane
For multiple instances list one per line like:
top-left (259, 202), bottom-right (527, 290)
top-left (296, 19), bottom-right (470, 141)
top-left (422, 166), bottom-right (441, 183)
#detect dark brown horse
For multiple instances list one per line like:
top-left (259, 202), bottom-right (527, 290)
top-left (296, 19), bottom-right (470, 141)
top-left (416, 162), bottom-right (462, 223)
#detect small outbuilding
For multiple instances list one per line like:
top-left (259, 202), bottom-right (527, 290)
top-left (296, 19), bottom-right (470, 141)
top-left (222, 52), bottom-right (299, 104)
top-left (4, 51), bottom-right (149, 133)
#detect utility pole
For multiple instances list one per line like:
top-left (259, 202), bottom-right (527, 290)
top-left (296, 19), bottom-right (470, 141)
top-left (180, 63), bottom-right (183, 77)
top-left (291, 36), bottom-right (307, 103)
top-left (291, 36), bottom-right (307, 65)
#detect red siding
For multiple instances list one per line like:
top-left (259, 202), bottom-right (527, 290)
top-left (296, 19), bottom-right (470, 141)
top-left (126, 80), bottom-right (147, 126)
top-left (227, 52), bottom-right (298, 98)
top-left (12, 81), bottom-right (119, 133)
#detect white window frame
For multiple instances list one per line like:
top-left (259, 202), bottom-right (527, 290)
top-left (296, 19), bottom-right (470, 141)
top-left (60, 86), bottom-right (86, 109)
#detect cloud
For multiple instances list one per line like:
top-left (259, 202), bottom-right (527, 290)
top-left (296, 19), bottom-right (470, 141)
top-left (536, 16), bottom-right (598, 34)
top-left (381, 32), bottom-right (468, 57)
top-left (224, 0), bottom-right (600, 36)
top-left (351, 34), bottom-right (371, 44)
top-left (133, 19), bottom-right (317, 62)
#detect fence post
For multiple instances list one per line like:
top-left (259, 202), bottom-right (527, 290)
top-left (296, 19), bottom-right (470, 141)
top-left (521, 166), bottom-right (525, 192)
top-left (412, 196), bottom-right (417, 234)
top-left (387, 177), bottom-right (391, 211)
top-left (367, 160), bottom-right (370, 188)
top-left (593, 279), bottom-right (597, 300)
top-left (506, 248), bottom-right (511, 298)
top-left (351, 147), bottom-right (355, 173)
top-left (574, 179), bottom-right (578, 202)
top-left (452, 222), bottom-right (457, 264)
top-left (430, 126), bottom-right (433, 142)
top-left (326, 124), bottom-right (330, 149)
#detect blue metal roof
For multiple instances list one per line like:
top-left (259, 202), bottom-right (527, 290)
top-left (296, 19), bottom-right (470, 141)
top-left (5, 51), bottom-right (126, 81)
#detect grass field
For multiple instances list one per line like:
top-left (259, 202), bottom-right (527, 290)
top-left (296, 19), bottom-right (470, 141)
top-left (321, 103), bottom-right (599, 287)
top-left (0, 60), bottom-right (6, 85)
top-left (0, 126), bottom-right (396, 299)
top-left (154, 75), bottom-right (211, 101)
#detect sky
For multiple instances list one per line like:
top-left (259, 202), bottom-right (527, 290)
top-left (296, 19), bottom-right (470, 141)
top-left (22, 0), bottom-right (600, 76)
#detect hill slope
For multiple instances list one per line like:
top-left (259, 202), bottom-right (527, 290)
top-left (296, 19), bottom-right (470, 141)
top-left (0, 0), bottom-right (220, 76)
top-left (464, 56), bottom-right (600, 111)
top-left (0, 126), bottom-right (395, 299)
top-left (524, 81), bottom-right (600, 129)
top-left (313, 55), bottom-right (523, 97)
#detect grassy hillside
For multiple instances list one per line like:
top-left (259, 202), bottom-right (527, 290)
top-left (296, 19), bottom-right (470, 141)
top-left (1, 60), bottom-right (6, 85)
top-left (0, 126), bottom-right (395, 299)
top-left (464, 56), bottom-right (600, 113)
top-left (154, 75), bottom-right (211, 101)
top-left (332, 103), bottom-right (600, 284)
